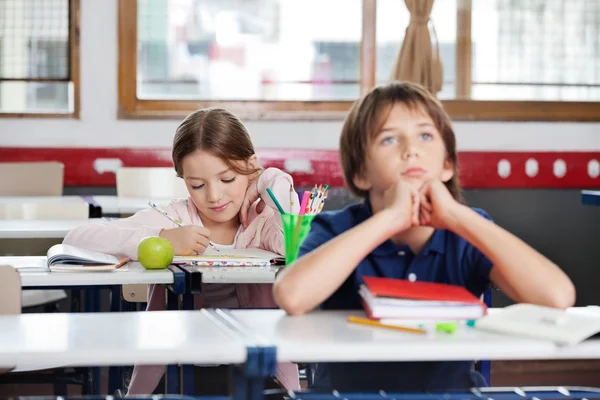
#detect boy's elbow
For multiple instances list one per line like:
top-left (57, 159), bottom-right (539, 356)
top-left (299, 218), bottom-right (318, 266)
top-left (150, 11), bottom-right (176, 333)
top-left (534, 279), bottom-right (576, 310)
top-left (549, 280), bottom-right (576, 310)
top-left (273, 278), bottom-right (309, 316)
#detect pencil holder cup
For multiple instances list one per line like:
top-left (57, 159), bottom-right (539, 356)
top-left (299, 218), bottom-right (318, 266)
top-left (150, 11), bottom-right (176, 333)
top-left (281, 214), bottom-right (316, 265)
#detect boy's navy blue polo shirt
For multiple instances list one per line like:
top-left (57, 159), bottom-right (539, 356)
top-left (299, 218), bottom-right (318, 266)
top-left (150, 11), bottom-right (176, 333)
top-left (298, 201), bottom-right (494, 392)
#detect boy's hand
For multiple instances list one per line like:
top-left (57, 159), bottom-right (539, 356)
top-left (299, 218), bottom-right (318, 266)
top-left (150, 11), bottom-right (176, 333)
top-left (382, 178), bottom-right (420, 235)
top-left (159, 225), bottom-right (211, 256)
top-left (418, 180), bottom-right (461, 230)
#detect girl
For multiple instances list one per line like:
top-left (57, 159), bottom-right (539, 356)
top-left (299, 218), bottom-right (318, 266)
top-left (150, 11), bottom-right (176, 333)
top-left (273, 82), bottom-right (575, 392)
top-left (64, 108), bottom-right (300, 395)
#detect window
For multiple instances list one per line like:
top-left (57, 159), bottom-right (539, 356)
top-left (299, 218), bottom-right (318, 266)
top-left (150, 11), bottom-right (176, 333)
top-left (471, 0), bottom-right (600, 101)
top-left (119, 0), bottom-right (600, 121)
top-left (0, 0), bottom-right (80, 117)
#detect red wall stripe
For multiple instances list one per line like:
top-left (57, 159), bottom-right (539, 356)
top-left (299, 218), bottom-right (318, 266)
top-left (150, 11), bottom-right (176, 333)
top-left (1, 147), bottom-right (599, 189)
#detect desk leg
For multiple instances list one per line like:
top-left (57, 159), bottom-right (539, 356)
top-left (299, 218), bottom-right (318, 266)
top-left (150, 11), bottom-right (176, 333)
top-left (166, 365), bottom-right (181, 394)
top-left (84, 289), bottom-right (102, 395)
top-left (182, 293), bottom-right (194, 310)
top-left (182, 365), bottom-right (194, 395)
top-left (480, 360), bottom-right (491, 385)
top-left (108, 286), bottom-right (125, 395)
top-left (166, 288), bottom-right (181, 394)
top-left (180, 292), bottom-right (194, 394)
top-left (231, 367), bottom-right (263, 400)
top-left (110, 286), bottom-right (120, 313)
top-left (167, 288), bottom-right (178, 311)
top-left (71, 289), bottom-right (82, 312)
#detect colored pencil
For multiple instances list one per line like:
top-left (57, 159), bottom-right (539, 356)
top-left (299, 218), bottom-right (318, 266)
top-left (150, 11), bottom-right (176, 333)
top-left (299, 191), bottom-right (310, 215)
top-left (266, 188), bottom-right (286, 214)
top-left (347, 315), bottom-right (427, 334)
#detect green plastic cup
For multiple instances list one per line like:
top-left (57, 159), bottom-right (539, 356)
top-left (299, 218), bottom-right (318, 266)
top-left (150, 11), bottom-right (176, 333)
top-left (281, 213), bottom-right (316, 265)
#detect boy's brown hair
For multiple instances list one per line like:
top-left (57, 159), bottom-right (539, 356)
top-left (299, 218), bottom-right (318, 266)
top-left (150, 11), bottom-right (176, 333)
top-left (339, 81), bottom-right (463, 202)
top-left (172, 107), bottom-right (260, 178)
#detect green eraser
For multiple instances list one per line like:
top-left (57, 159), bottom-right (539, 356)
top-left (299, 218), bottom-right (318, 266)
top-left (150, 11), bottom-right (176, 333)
top-left (435, 321), bottom-right (458, 333)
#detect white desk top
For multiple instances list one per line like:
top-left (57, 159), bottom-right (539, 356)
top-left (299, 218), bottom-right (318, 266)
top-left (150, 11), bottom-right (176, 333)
top-left (581, 190), bottom-right (600, 196)
top-left (228, 309), bottom-right (600, 363)
top-left (0, 219), bottom-right (106, 239)
top-left (0, 310), bottom-right (247, 368)
top-left (92, 196), bottom-right (178, 215)
top-left (194, 266), bottom-right (280, 284)
top-left (2, 257), bottom-right (174, 287)
top-left (0, 196), bottom-right (88, 205)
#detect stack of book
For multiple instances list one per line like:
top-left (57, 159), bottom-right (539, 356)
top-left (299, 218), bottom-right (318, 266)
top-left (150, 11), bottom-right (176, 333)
top-left (359, 277), bottom-right (486, 322)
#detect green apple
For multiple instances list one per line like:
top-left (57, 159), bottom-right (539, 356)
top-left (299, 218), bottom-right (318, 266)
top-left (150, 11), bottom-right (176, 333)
top-left (137, 236), bottom-right (174, 270)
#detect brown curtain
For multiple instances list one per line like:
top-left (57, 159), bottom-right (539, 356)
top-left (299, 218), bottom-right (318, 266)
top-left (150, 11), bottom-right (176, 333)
top-left (390, 0), bottom-right (443, 95)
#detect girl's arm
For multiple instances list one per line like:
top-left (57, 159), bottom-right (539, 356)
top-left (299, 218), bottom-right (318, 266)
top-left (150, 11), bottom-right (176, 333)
top-left (253, 168), bottom-right (301, 255)
top-left (420, 180), bottom-right (576, 309)
top-left (257, 167), bottom-right (300, 215)
top-left (63, 206), bottom-right (178, 259)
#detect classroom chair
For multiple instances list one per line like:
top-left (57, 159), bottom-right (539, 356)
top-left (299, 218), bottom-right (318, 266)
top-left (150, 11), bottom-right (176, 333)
top-left (116, 167), bottom-right (186, 305)
top-left (0, 162), bottom-right (64, 196)
top-left (0, 201), bottom-right (89, 306)
top-left (0, 162), bottom-right (79, 321)
top-left (0, 202), bottom-right (89, 221)
top-left (116, 167), bottom-right (188, 199)
top-left (0, 265), bottom-right (21, 375)
top-left (0, 162), bottom-right (84, 309)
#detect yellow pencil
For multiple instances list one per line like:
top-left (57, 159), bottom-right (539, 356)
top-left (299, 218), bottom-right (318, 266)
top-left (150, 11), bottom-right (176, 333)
top-left (347, 316), bottom-right (427, 334)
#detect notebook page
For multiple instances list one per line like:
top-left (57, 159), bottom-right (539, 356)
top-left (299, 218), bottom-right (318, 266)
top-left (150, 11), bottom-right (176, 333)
top-left (47, 244), bottom-right (120, 266)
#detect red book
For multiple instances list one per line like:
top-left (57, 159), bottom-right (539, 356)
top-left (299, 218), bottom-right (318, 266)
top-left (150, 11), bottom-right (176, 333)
top-left (359, 277), bottom-right (486, 320)
top-left (363, 277), bottom-right (482, 304)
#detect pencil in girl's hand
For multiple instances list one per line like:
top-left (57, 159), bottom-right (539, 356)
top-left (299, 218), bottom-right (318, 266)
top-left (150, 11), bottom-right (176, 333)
top-left (148, 201), bottom-right (184, 226)
top-left (147, 201), bottom-right (219, 252)
top-left (266, 188), bottom-right (286, 214)
top-left (289, 184), bottom-right (294, 211)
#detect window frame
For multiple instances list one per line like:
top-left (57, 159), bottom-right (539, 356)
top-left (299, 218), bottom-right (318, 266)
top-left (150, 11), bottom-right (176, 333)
top-left (0, 0), bottom-right (80, 119)
top-left (118, 0), bottom-right (600, 121)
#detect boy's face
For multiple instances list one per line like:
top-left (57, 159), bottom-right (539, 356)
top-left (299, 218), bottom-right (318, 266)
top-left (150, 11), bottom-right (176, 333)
top-left (353, 102), bottom-right (454, 196)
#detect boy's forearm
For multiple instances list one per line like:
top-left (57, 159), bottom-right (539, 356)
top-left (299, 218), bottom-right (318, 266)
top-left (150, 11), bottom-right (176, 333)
top-left (447, 205), bottom-right (575, 308)
top-left (274, 210), bottom-right (399, 315)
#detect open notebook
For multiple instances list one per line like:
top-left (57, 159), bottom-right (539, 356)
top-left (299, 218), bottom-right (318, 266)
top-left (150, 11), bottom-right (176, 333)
top-left (476, 304), bottom-right (600, 345)
top-left (46, 244), bottom-right (129, 272)
top-left (172, 248), bottom-right (284, 267)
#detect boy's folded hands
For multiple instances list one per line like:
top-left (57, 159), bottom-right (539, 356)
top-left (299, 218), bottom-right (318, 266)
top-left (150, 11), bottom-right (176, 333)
top-left (383, 178), bottom-right (462, 234)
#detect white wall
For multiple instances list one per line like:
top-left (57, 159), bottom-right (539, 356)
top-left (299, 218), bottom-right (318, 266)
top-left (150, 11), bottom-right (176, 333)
top-left (0, 0), bottom-right (599, 151)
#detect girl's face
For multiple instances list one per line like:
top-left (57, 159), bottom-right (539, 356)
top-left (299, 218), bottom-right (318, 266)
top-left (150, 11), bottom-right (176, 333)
top-left (354, 102), bottom-right (454, 196)
top-left (181, 149), bottom-right (253, 228)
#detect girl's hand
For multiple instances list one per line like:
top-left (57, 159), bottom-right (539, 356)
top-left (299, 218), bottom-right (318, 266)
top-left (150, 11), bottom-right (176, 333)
top-left (418, 180), bottom-right (461, 230)
top-left (240, 179), bottom-right (265, 228)
top-left (382, 178), bottom-right (420, 235)
top-left (159, 225), bottom-right (211, 256)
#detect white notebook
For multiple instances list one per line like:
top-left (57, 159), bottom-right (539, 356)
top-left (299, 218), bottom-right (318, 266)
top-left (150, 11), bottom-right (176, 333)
top-left (46, 244), bottom-right (129, 272)
top-left (476, 304), bottom-right (600, 346)
top-left (173, 248), bottom-right (284, 267)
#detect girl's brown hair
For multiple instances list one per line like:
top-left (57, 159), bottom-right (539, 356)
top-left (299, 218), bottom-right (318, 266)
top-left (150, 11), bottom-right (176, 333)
top-left (340, 81), bottom-right (463, 202)
top-left (172, 107), bottom-right (259, 178)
